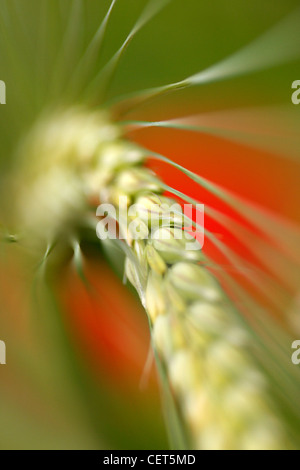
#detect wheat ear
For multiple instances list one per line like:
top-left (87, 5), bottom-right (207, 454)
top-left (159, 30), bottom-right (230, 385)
top-left (15, 107), bottom-right (292, 450)
top-left (99, 150), bottom-right (288, 451)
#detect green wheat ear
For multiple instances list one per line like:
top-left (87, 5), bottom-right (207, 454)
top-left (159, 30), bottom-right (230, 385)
top-left (1, 0), bottom-right (300, 450)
